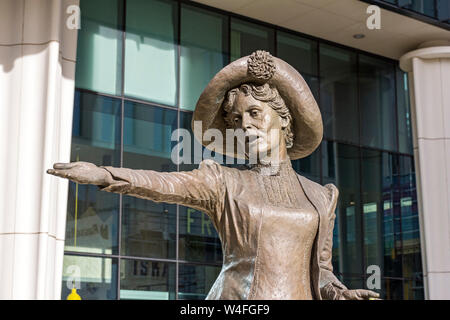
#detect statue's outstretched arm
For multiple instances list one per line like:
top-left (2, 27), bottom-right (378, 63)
top-left (47, 159), bottom-right (225, 220)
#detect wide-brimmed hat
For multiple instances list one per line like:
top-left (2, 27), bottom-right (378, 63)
top-left (192, 50), bottom-right (323, 160)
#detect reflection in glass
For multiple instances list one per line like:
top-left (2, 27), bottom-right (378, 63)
top-left (179, 206), bottom-right (222, 264)
top-left (122, 198), bottom-right (176, 259)
top-left (178, 264), bottom-right (221, 300)
top-left (71, 90), bottom-right (121, 165)
top-left (120, 259), bottom-right (175, 300)
top-left (396, 68), bottom-right (413, 154)
top-left (66, 183), bottom-right (119, 255)
top-left (398, 155), bottom-right (424, 300)
top-left (319, 44), bottom-right (358, 144)
top-left (75, 0), bottom-right (123, 95)
top-left (359, 55), bottom-right (397, 151)
top-left (230, 18), bottom-right (274, 61)
top-left (65, 90), bottom-right (121, 254)
top-left (361, 149), bottom-right (384, 297)
top-left (61, 255), bottom-right (118, 300)
top-left (323, 142), bottom-right (363, 289)
top-left (180, 5), bottom-right (229, 111)
top-left (277, 31), bottom-right (319, 100)
top-left (178, 111), bottom-right (229, 171)
top-left (292, 143), bottom-right (321, 183)
top-left (404, 0), bottom-right (436, 17)
top-left (125, 0), bottom-right (178, 106)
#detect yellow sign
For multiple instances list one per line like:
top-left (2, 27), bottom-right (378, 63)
top-left (67, 288), bottom-right (82, 300)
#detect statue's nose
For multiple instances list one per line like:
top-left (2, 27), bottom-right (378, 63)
top-left (241, 113), bottom-right (253, 131)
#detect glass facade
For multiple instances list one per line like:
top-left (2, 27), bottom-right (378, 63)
top-left (369, 0), bottom-right (450, 25)
top-left (63, 0), bottom-right (423, 300)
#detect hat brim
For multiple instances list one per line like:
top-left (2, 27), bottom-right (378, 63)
top-left (192, 54), bottom-right (323, 160)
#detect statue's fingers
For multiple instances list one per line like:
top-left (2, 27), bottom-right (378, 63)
top-left (53, 162), bottom-right (76, 170)
top-left (357, 289), bottom-right (380, 299)
top-left (47, 168), bottom-right (68, 178)
top-left (47, 168), bottom-right (77, 181)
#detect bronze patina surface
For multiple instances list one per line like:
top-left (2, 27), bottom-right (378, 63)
top-left (48, 51), bottom-right (379, 300)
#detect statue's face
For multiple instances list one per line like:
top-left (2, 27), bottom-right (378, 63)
top-left (229, 92), bottom-right (286, 160)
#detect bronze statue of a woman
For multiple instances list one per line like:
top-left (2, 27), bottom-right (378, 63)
top-left (48, 51), bottom-right (378, 300)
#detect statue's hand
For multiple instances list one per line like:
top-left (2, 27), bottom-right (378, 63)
top-left (339, 289), bottom-right (380, 300)
top-left (47, 162), bottom-right (114, 186)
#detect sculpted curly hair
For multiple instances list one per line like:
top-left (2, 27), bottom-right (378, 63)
top-left (222, 83), bottom-right (294, 149)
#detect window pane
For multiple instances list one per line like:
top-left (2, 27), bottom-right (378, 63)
top-left (382, 278), bottom-right (404, 300)
top-left (120, 259), bottom-right (176, 300)
top-left (71, 90), bottom-right (121, 166)
top-left (319, 44), bottom-right (358, 144)
top-left (125, 0), bottom-right (178, 106)
top-left (359, 55), bottom-right (397, 151)
top-left (361, 149), bottom-right (384, 298)
top-left (323, 142), bottom-right (363, 289)
top-left (66, 183), bottom-right (119, 255)
top-left (122, 197), bottom-right (176, 259)
top-left (437, 0), bottom-right (450, 22)
top-left (123, 102), bottom-right (178, 171)
top-left (180, 5), bottom-right (228, 111)
top-left (178, 264), bottom-right (221, 300)
top-left (61, 255), bottom-right (118, 300)
top-left (66, 90), bottom-right (121, 254)
top-left (277, 31), bottom-right (319, 100)
top-left (381, 154), bottom-right (402, 292)
top-left (405, 0), bottom-right (436, 17)
top-left (75, 0), bottom-right (122, 95)
top-left (292, 143), bottom-right (321, 183)
top-left (122, 102), bottom-right (178, 259)
top-left (396, 67), bottom-right (413, 154)
top-left (230, 18), bottom-right (274, 61)
top-left (179, 206), bottom-right (223, 263)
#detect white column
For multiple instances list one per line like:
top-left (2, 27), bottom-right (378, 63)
top-left (400, 41), bottom-right (450, 300)
top-left (0, 0), bottom-right (79, 299)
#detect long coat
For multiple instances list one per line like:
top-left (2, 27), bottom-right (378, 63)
top-left (101, 159), bottom-right (347, 299)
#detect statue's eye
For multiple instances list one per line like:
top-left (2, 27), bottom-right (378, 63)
top-left (250, 110), bottom-right (260, 117)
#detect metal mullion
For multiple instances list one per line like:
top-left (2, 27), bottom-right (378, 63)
top-left (356, 53), bottom-right (366, 285)
top-left (323, 137), bottom-right (413, 157)
top-left (65, 250), bottom-right (224, 266)
top-left (122, 96), bottom-right (180, 112)
top-left (397, 154), bottom-right (405, 298)
top-left (227, 15), bottom-right (231, 63)
top-left (117, 0), bottom-right (127, 300)
top-left (273, 27), bottom-right (277, 57)
top-left (393, 63), bottom-right (401, 156)
top-left (175, 0), bottom-right (181, 301)
top-left (75, 87), bottom-right (122, 100)
top-left (74, 87), bottom-right (181, 112)
top-left (435, 0), bottom-right (438, 20)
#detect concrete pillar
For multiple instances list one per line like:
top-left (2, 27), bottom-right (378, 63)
top-left (0, 0), bottom-right (79, 299)
top-left (400, 41), bottom-right (450, 300)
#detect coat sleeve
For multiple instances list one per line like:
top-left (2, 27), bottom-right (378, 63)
top-left (319, 183), bottom-right (348, 299)
top-left (98, 159), bottom-right (225, 224)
